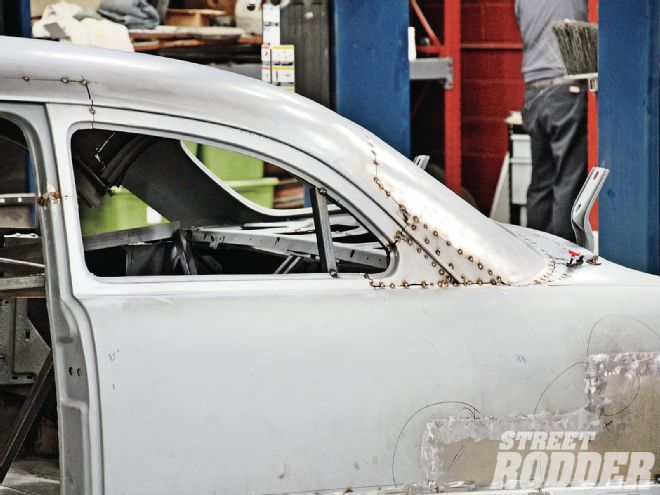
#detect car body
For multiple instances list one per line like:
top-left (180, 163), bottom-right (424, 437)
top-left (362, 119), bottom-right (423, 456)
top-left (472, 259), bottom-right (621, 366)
top-left (0, 37), bottom-right (658, 495)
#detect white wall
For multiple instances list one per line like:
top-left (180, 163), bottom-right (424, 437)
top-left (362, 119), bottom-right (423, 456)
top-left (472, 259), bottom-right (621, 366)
top-left (31, 0), bottom-right (102, 17)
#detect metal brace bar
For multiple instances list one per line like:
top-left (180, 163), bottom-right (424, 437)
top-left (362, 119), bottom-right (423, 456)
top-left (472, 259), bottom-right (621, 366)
top-left (310, 188), bottom-right (338, 277)
top-left (0, 351), bottom-right (53, 484)
top-left (0, 258), bottom-right (44, 275)
top-left (0, 193), bottom-right (35, 207)
top-left (274, 255), bottom-right (303, 275)
top-left (282, 257), bottom-right (303, 274)
top-left (410, 0), bottom-right (444, 56)
top-left (0, 242), bottom-right (43, 263)
top-left (174, 230), bottom-right (198, 276)
top-left (192, 228), bottom-right (387, 269)
top-left (82, 222), bottom-right (180, 252)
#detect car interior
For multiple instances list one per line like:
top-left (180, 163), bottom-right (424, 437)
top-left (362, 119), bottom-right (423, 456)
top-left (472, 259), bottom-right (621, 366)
top-left (71, 128), bottom-right (389, 278)
top-left (0, 117), bottom-right (58, 493)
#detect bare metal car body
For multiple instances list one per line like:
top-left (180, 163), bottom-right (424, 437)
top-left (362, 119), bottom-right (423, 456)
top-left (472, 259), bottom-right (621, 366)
top-left (0, 37), bottom-right (658, 494)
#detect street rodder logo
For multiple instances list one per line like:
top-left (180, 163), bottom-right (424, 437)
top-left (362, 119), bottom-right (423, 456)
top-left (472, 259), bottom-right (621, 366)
top-left (490, 431), bottom-right (656, 489)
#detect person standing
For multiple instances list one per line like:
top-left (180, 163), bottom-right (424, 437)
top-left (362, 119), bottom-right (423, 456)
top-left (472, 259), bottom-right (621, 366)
top-left (515, 0), bottom-right (588, 242)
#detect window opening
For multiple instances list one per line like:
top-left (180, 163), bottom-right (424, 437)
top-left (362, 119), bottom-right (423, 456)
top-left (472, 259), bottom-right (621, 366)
top-left (70, 128), bottom-right (389, 278)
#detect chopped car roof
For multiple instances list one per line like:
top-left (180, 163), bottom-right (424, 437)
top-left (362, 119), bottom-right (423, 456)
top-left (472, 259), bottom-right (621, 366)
top-left (0, 37), bottom-right (549, 284)
top-left (0, 37), bottom-right (376, 177)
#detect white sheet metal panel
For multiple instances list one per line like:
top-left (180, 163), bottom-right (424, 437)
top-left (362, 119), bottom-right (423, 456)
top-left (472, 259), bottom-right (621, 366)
top-left (1, 40), bottom-right (659, 495)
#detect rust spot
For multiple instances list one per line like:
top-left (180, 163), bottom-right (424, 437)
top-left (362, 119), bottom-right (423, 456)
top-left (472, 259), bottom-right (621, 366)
top-left (37, 191), bottom-right (62, 207)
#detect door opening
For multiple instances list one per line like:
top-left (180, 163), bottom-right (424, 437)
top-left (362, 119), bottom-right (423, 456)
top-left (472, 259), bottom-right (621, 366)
top-left (0, 117), bottom-right (59, 494)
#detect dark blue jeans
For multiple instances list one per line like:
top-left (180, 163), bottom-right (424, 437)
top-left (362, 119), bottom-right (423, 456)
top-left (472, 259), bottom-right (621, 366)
top-left (521, 82), bottom-right (587, 242)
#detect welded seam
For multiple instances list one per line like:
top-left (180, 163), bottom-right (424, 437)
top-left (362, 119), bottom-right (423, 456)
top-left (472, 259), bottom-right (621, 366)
top-left (367, 136), bottom-right (505, 287)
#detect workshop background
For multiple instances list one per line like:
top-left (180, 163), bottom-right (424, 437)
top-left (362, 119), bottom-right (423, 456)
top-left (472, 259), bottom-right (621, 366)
top-left (0, 0), bottom-right (657, 274)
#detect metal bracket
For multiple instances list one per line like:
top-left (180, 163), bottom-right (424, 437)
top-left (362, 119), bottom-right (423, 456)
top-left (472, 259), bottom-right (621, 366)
top-left (571, 167), bottom-right (609, 252)
top-left (0, 299), bottom-right (49, 385)
top-left (409, 57), bottom-right (454, 89)
top-left (413, 155), bottom-right (430, 171)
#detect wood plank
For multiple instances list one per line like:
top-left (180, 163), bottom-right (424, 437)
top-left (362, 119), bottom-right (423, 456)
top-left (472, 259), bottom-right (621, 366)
top-left (132, 41), bottom-right (161, 52)
top-left (129, 26), bottom-right (243, 44)
top-left (160, 39), bottom-right (208, 48)
top-left (165, 8), bottom-right (226, 27)
top-left (166, 8), bottom-right (225, 15)
top-left (239, 34), bottom-right (262, 45)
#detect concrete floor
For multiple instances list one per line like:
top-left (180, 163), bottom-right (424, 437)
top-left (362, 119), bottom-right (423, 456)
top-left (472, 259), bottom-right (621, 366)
top-left (0, 459), bottom-right (59, 495)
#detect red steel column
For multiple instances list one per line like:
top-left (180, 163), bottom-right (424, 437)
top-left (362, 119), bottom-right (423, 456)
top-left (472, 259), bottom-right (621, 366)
top-left (444, 0), bottom-right (462, 194)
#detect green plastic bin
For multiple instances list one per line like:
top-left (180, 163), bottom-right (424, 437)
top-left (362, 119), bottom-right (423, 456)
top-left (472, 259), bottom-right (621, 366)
top-left (182, 140), bottom-right (198, 156)
top-left (198, 145), bottom-right (264, 180)
top-left (226, 178), bottom-right (279, 208)
top-left (80, 187), bottom-right (167, 236)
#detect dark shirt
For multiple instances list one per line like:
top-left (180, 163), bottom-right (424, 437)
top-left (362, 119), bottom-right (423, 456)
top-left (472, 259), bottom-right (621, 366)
top-left (515, 0), bottom-right (588, 83)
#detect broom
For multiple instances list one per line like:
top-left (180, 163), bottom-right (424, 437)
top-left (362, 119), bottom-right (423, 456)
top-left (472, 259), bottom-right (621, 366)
top-left (553, 20), bottom-right (602, 255)
top-left (552, 20), bottom-right (598, 77)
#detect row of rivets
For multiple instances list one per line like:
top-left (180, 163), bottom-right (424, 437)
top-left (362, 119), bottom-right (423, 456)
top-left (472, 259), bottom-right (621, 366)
top-left (21, 75), bottom-right (87, 86)
top-left (366, 151), bottom-right (509, 288)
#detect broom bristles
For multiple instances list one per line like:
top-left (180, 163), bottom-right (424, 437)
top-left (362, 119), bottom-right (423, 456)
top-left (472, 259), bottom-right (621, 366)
top-left (552, 20), bottom-right (598, 76)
